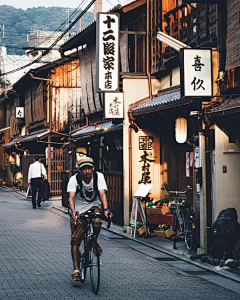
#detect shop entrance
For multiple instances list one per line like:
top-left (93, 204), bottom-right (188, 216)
top-left (51, 148), bottom-right (66, 196)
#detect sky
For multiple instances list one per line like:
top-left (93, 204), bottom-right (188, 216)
top-left (0, 0), bottom-right (123, 12)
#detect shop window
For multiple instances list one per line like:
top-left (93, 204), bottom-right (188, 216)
top-left (208, 4), bottom-right (216, 13)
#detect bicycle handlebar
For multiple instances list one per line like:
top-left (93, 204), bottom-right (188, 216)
top-left (161, 184), bottom-right (192, 195)
top-left (74, 210), bottom-right (112, 229)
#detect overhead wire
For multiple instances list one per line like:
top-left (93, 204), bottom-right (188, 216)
top-left (0, 0), bottom-right (95, 77)
top-left (0, 0), bottom-right (89, 69)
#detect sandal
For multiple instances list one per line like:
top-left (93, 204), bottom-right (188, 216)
top-left (72, 270), bottom-right (80, 281)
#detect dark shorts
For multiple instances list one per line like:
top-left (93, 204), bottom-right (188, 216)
top-left (70, 206), bottom-right (102, 246)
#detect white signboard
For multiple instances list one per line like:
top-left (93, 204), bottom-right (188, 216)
top-left (134, 184), bottom-right (153, 198)
top-left (104, 92), bottom-right (123, 118)
top-left (96, 13), bottom-right (119, 92)
top-left (16, 107), bottom-right (24, 118)
top-left (181, 48), bottom-right (213, 98)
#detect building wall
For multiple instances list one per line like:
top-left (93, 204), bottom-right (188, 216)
top-left (122, 77), bottom-right (151, 226)
top-left (212, 125), bottom-right (240, 221)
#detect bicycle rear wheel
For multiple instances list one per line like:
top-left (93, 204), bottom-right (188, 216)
top-left (184, 212), bottom-right (194, 251)
top-left (89, 237), bottom-right (100, 294)
top-left (79, 239), bottom-right (87, 283)
top-left (173, 213), bottom-right (178, 250)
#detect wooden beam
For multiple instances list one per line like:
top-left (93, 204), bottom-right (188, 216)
top-left (122, 0), bottom-right (146, 13)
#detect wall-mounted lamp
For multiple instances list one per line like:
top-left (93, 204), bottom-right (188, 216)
top-left (87, 141), bottom-right (91, 145)
top-left (175, 117), bottom-right (187, 143)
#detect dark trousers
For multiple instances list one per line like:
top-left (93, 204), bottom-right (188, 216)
top-left (31, 178), bottom-right (43, 207)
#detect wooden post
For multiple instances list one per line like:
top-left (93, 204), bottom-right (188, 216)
top-left (48, 135), bottom-right (51, 188)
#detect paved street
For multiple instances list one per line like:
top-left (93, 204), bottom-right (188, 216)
top-left (0, 187), bottom-right (240, 300)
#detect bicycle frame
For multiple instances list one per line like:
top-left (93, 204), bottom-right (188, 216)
top-left (173, 201), bottom-right (185, 233)
top-left (81, 211), bottom-right (99, 268)
top-left (163, 185), bottom-right (195, 251)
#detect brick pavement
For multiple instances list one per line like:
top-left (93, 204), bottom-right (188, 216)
top-left (0, 187), bottom-right (240, 300)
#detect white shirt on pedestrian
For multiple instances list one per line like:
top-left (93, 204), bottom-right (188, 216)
top-left (67, 172), bottom-right (107, 214)
top-left (28, 161), bottom-right (47, 183)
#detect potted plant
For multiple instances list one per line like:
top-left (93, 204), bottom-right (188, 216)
top-left (8, 162), bottom-right (20, 188)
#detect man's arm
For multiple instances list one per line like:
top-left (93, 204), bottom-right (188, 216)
top-left (99, 189), bottom-right (111, 219)
top-left (68, 191), bottom-right (77, 221)
top-left (28, 165), bottom-right (32, 185)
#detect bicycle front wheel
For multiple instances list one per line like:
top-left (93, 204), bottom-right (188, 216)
top-left (89, 237), bottom-right (100, 294)
top-left (184, 213), bottom-right (194, 251)
top-left (79, 239), bottom-right (87, 283)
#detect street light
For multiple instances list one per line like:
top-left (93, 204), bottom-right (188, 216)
top-left (157, 31), bottom-right (191, 52)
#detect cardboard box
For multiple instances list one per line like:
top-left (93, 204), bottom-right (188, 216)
top-left (137, 226), bottom-right (146, 235)
top-left (146, 206), bottom-right (171, 215)
top-left (154, 228), bottom-right (174, 238)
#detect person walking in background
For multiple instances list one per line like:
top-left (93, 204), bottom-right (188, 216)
top-left (28, 155), bottom-right (47, 209)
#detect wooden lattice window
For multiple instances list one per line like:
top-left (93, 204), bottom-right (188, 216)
top-left (150, 0), bottom-right (161, 74)
top-left (150, 1), bottom-right (218, 73)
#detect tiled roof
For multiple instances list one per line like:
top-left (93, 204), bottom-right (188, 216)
top-left (18, 130), bottom-right (49, 143)
top-left (71, 120), bottom-right (122, 140)
top-left (209, 98), bottom-right (240, 115)
top-left (4, 137), bottom-right (20, 148)
top-left (131, 88), bottom-right (189, 115)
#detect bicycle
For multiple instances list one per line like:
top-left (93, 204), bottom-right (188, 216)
top-left (74, 208), bottom-right (112, 294)
top-left (162, 185), bottom-right (195, 251)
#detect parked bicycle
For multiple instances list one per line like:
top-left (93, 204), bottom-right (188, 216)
top-left (162, 185), bottom-right (195, 251)
top-left (74, 208), bottom-right (112, 294)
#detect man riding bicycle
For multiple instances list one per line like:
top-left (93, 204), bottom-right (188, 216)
top-left (67, 156), bottom-right (112, 281)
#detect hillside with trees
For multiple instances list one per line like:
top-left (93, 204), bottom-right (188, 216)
top-left (0, 5), bottom-right (93, 55)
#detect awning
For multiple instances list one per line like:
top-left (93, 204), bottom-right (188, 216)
top-left (4, 137), bottom-right (20, 149)
top-left (17, 130), bottom-right (68, 145)
top-left (71, 121), bottom-right (122, 141)
top-left (208, 98), bottom-right (240, 117)
top-left (18, 130), bottom-right (49, 144)
top-left (131, 87), bottom-right (192, 116)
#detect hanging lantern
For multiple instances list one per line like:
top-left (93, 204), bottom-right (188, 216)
top-left (175, 117), bottom-right (187, 143)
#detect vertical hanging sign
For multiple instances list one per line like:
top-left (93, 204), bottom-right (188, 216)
top-left (104, 92), bottom-right (123, 119)
top-left (16, 107), bottom-right (24, 118)
top-left (96, 13), bottom-right (119, 92)
top-left (180, 48), bottom-right (213, 98)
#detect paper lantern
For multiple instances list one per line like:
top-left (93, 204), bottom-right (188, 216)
top-left (175, 117), bottom-right (187, 143)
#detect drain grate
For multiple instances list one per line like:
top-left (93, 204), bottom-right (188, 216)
top-left (154, 257), bottom-right (178, 261)
top-left (184, 270), bottom-right (213, 275)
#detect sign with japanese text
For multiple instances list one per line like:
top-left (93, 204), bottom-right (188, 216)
top-left (16, 107), bottom-right (24, 118)
top-left (96, 13), bottom-right (119, 92)
top-left (180, 49), bottom-right (213, 98)
top-left (104, 92), bottom-right (123, 119)
top-left (132, 130), bottom-right (160, 199)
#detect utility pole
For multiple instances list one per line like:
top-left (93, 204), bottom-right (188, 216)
top-left (61, 9), bottom-right (75, 38)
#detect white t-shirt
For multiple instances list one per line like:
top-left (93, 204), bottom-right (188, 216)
top-left (28, 161), bottom-right (47, 183)
top-left (67, 172), bottom-right (108, 214)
